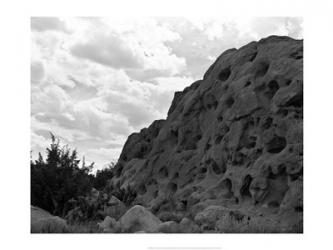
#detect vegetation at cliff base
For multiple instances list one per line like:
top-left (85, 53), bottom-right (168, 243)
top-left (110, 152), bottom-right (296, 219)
top-left (31, 134), bottom-right (113, 217)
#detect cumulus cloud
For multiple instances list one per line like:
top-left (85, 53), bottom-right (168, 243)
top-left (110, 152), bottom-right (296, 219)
top-left (285, 17), bottom-right (303, 38)
top-left (31, 17), bottom-right (69, 33)
top-left (70, 33), bottom-right (143, 69)
top-left (161, 17), bottom-right (303, 79)
top-left (31, 61), bottom-right (45, 84)
top-left (31, 17), bottom-right (303, 170)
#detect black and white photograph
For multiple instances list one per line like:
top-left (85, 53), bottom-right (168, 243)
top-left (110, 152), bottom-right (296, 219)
top-left (30, 16), bottom-right (303, 233)
top-left (1, 0), bottom-right (333, 249)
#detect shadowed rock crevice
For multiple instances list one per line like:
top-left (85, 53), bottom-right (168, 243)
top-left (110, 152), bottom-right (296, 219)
top-left (218, 67), bottom-right (231, 81)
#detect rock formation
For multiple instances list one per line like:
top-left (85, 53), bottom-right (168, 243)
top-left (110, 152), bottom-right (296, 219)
top-left (107, 35), bottom-right (303, 233)
top-left (31, 206), bottom-right (70, 233)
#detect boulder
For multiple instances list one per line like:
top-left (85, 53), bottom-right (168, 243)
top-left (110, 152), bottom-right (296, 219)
top-left (119, 205), bottom-right (161, 233)
top-left (157, 221), bottom-right (180, 233)
top-left (157, 211), bottom-right (184, 222)
top-left (103, 195), bottom-right (127, 220)
top-left (194, 205), bottom-right (229, 228)
top-left (31, 206), bottom-right (69, 233)
top-left (97, 216), bottom-right (121, 233)
top-left (179, 218), bottom-right (201, 233)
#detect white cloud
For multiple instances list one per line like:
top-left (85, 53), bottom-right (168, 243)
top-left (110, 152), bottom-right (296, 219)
top-left (31, 61), bottom-right (45, 84)
top-left (31, 17), bottom-right (70, 33)
top-left (70, 33), bottom-right (143, 69)
top-left (152, 76), bottom-right (195, 92)
top-left (68, 17), bottom-right (186, 80)
top-left (31, 17), bottom-right (303, 170)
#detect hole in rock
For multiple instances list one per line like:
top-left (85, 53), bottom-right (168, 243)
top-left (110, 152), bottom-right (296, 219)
top-left (218, 67), bottom-right (231, 81)
top-left (138, 184), bottom-right (147, 195)
top-left (269, 164), bottom-right (287, 179)
top-left (173, 172), bottom-right (179, 178)
top-left (261, 117), bottom-right (273, 130)
top-left (181, 200), bottom-right (188, 209)
top-left (225, 96), bottom-right (235, 108)
top-left (137, 144), bottom-right (149, 158)
top-left (254, 82), bottom-right (266, 92)
top-left (221, 178), bottom-right (232, 193)
top-left (265, 80), bottom-right (279, 99)
top-left (255, 61), bottom-right (270, 78)
top-left (244, 81), bottom-right (252, 87)
top-left (217, 116), bottom-right (223, 122)
top-left (167, 182), bottom-right (178, 193)
top-left (285, 93), bottom-right (303, 108)
top-left (196, 134), bottom-right (202, 141)
top-left (215, 135), bottom-right (223, 144)
top-left (153, 190), bottom-right (159, 198)
top-left (268, 170), bottom-right (277, 180)
top-left (223, 84), bottom-right (229, 92)
top-left (240, 175), bottom-right (253, 198)
top-left (147, 178), bottom-right (158, 186)
top-left (290, 171), bottom-right (303, 181)
top-left (289, 50), bottom-right (303, 60)
top-left (199, 167), bottom-right (207, 174)
top-left (277, 108), bottom-right (289, 117)
top-left (267, 200), bottom-right (280, 208)
top-left (232, 152), bottom-right (246, 165)
top-left (246, 141), bottom-right (256, 149)
top-left (286, 80), bottom-right (292, 86)
top-left (244, 135), bottom-right (257, 149)
top-left (171, 129), bottom-right (178, 137)
top-left (115, 165), bottom-right (124, 178)
top-left (205, 142), bottom-right (212, 152)
top-left (294, 206), bottom-right (303, 212)
top-left (158, 166), bottom-right (169, 178)
top-left (249, 52), bottom-right (258, 62)
top-left (266, 136), bottom-right (287, 154)
top-left (212, 160), bottom-right (222, 175)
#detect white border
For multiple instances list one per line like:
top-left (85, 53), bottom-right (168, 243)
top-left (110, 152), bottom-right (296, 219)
top-left (1, 0), bottom-right (333, 250)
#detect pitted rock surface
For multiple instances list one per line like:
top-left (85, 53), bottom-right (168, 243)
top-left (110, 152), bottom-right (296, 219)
top-left (108, 36), bottom-right (303, 232)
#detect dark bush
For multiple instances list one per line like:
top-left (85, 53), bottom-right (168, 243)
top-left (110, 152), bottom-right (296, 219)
top-left (31, 134), bottom-right (95, 216)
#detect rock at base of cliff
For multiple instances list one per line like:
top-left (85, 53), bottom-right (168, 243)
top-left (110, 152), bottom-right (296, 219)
top-left (31, 206), bottom-right (69, 233)
top-left (119, 205), bottom-right (162, 233)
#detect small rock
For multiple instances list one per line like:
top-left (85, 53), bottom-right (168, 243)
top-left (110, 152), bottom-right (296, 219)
top-left (119, 205), bottom-right (161, 233)
top-left (179, 218), bottom-right (201, 233)
top-left (194, 205), bottom-right (229, 228)
top-left (158, 221), bottom-right (180, 233)
top-left (98, 216), bottom-right (120, 233)
top-left (103, 195), bottom-right (126, 220)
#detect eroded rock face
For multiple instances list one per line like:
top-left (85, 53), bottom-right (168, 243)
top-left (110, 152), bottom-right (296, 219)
top-left (108, 36), bottom-right (303, 233)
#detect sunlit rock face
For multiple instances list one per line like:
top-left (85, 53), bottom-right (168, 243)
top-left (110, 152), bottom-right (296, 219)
top-left (108, 36), bottom-right (303, 233)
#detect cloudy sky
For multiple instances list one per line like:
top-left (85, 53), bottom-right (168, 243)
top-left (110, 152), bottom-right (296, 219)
top-left (31, 17), bottom-right (303, 170)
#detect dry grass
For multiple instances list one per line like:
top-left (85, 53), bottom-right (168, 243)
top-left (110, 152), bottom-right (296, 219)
top-left (216, 214), bottom-right (287, 233)
top-left (67, 221), bottom-right (103, 233)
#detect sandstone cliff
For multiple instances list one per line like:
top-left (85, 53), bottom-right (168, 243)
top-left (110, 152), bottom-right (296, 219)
top-left (108, 35), bottom-right (303, 232)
